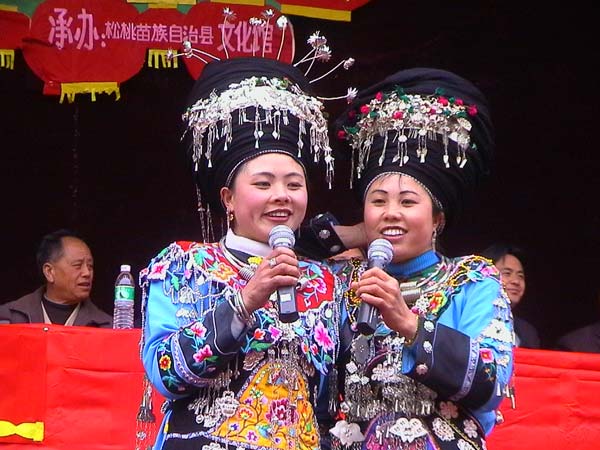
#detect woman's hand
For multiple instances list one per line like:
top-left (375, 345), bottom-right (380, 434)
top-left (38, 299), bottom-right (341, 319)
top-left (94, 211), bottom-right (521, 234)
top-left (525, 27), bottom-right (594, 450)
top-left (241, 247), bottom-right (300, 313)
top-left (334, 222), bottom-right (367, 251)
top-left (352, 267), bottom-right (418, 339)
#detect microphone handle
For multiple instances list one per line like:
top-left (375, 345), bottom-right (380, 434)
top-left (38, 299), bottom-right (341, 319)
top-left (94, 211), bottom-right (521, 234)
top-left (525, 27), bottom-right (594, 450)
top-left (356, 302), bottom-right (378, 335)
top-left (356, 257), bottom-right (387, 335)
top-left (277, 284), bottom-right (299, 323)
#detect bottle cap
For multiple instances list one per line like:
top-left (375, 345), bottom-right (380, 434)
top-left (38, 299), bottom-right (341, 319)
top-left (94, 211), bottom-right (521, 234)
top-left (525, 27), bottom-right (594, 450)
top-left (120, 264), bottom-right (131, 272)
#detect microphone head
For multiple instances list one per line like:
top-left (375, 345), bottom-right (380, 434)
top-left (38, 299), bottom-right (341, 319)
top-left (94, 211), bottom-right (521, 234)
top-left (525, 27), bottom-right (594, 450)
top-left (367, 238), bottom-right (394, 265)
top-left (268, 225), bottom-right (296, 249)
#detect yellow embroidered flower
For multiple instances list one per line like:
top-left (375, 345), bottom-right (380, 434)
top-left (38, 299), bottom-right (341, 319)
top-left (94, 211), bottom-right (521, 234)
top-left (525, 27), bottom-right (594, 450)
top-left (213, 262), bottom-right (236, 281)
top-left (159, 355), bottom-right (172, 371)
top-left (248, 256), bottom-right (263, 266)
top-left (429, 291), bottom-right (447, 314)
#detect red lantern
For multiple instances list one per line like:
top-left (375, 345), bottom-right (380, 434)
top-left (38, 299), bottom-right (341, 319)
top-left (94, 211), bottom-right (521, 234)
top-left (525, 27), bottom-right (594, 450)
top-left (0, 8), bottom-right (30, 70)
top-left (22, 0), bottom-right (146, 101)
top-left (181, 3), bottom-right (295, 80)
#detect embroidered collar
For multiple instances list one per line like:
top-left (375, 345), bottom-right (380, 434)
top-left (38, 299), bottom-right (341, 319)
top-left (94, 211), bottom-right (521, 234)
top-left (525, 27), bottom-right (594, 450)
top-left (387, 250), bottom-right (440, 278)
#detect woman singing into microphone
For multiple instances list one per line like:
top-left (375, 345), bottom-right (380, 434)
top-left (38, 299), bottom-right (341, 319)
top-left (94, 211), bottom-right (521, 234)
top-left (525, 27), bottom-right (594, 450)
top-left (324, 68), bottom-right (514, 450)
top-left (139, 55), bottom-right (343, 450)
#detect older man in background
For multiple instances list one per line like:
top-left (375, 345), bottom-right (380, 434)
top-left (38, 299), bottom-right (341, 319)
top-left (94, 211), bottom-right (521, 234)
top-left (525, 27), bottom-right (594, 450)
top-left (2, 229), bottom-right (112, 327)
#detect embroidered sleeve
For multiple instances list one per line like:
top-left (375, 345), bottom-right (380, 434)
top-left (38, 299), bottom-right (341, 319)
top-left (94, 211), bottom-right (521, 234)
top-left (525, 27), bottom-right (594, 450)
top-left (403, 262), bottom-right (513, 433)
top-left (140, 242), bottom-right (248, 399)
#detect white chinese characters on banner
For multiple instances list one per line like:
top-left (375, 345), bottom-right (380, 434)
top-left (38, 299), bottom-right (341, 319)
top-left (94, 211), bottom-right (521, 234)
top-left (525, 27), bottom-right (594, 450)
top-left (48, 8), bottom-right (274, 53)
top-left (49, 8), bottom-right (102, 50)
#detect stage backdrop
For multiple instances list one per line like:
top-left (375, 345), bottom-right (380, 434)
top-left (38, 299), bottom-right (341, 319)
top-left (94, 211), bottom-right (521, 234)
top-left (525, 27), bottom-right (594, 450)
top-left (1, 325), bottom-right (600, 450)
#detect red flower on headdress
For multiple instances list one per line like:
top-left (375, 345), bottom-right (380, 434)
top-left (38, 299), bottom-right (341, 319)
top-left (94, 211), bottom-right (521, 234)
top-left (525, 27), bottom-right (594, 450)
top-left (375, 91), bottom-right (384, 101)
top-left (455, 98), bottom-right (464, 106)
top-left (438, 96), bottom-right (449, 106)
top-left (337, 130), bottom-right (347, 140)
top-left (467, 105), bottom-right (478, 116)
top-left (360, 105), bottom-right (370, 114)
top-left (348, 110), bottom-right (356, 120)
top-left (393, 111), bottom-right (404, 119)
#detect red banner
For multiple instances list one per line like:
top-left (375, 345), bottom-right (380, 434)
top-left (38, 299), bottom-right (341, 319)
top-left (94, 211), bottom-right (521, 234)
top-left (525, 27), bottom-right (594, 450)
top-left (3, 326), bottom-right (599, 450)
top-left (182, 3), bottom-right (295, 80)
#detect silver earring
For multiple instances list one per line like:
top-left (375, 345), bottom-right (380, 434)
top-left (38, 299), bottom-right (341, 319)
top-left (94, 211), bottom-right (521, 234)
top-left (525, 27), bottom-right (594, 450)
top-left (226, 209), bottom-right (234, 229)
top-left (432, 228), bottom-right (438, 252)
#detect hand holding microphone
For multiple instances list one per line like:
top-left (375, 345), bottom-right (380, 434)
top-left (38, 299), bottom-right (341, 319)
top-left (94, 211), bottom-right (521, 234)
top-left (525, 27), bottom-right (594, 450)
top-left (268, 225), bottom-right (299, 323)
top-left (356, 238), bottom-right (394, 335)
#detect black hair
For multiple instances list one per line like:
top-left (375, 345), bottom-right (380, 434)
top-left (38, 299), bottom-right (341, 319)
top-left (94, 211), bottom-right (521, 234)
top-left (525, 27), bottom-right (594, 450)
top-left (36, 229), bottom-right (83, 280)
top-left (480, 242), bottom-right (527, 269)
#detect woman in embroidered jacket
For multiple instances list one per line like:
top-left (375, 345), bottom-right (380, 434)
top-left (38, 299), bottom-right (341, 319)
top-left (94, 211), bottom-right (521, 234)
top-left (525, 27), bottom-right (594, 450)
top-left (140, 57), bottom-right (341, 450)
top-left (326, 68), bottom-right (514, 450)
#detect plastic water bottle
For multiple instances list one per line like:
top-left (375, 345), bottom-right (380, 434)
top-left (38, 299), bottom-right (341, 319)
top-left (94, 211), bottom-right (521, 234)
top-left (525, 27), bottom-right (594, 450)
top-left (113, 264), bottom-right (135, 329)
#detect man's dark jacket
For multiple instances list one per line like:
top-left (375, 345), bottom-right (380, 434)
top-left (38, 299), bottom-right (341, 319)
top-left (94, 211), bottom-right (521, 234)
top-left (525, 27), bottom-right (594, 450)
top-left (3, 286), bottom-right (112, 328)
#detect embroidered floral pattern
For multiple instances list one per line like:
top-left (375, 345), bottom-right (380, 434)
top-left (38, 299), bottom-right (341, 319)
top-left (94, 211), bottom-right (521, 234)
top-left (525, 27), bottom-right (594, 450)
top-left (212, 361), bottom-right (319, 449)
top-left (432, 417), bottom-right (455, 441)
top-left (457, 438), bottom-right (477, 450)
top-left (463, 419), bottom-right (479, 439)
top-left (329, 254), bottom-right (510, 450)
top-left (140, 241), bottom-right (338, 450)
top-left (439, 401), bottom-right (459, 419)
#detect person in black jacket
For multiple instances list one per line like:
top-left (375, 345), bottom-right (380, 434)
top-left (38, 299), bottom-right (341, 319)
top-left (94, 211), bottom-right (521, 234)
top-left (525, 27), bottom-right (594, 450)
top-left (555, 288), bottom-right (600, 353)
top-left (481, 243), bottom-right (540, 348)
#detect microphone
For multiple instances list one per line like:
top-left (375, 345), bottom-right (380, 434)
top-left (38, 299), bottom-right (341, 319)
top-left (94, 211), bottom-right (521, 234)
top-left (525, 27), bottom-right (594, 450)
top-left (268, 225), bottom-right (299, 323)
top-left (356, 238), bottom-right (394, 335)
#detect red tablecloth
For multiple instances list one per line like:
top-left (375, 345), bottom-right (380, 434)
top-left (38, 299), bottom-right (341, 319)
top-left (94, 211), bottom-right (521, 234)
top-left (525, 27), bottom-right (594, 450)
top-left (1, 325), bottom-right (600, 449)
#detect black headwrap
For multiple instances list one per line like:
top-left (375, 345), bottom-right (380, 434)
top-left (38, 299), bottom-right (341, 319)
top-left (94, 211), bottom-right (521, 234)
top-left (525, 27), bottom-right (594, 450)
top-left (183, 57), bottom-right (332, 216)
top-left (335, 67), bottom-right (494, 228)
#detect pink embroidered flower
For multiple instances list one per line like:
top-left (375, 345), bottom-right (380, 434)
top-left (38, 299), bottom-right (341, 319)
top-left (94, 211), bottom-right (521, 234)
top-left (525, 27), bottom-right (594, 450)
top-left (360, 105), bottom-right (370, 114)
top-left (305, 276), bottom-right (326, 294)
top-left (183, 268), bottom-right (192, 279)
top-left (266, 398), bottom-right (297, 426)
top-left (479, 348), bottom-right (494, 363)
top-left (148, 262), bottom-right (168, 280)
top-left (192, 345), bottom-right (213, 363)
top-left (159, 355), bottom-right (171, 371)
top-left (438, 96), bottom-right (449, 106)
top-left (314, 321), bottom-right (335, 351)
top-left (253, 329), bottom-right (266, 340)
top-left (375, 91), bottom-right (383, 101)
top-left (467, 105), bottom-right (478, 116)
top-left (268, 325), bottom-right (282, 342)
top-left (189, 322), bottom-right (207, 338)
top-left (393, 111), bottom-right (404, 119)
top-left (439, 401), bottom-right (459, 419)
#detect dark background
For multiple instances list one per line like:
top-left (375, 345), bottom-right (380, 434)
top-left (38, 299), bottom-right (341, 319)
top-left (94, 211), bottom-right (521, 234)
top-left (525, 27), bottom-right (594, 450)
top-left (1, 0), bottom-right (597, 347)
